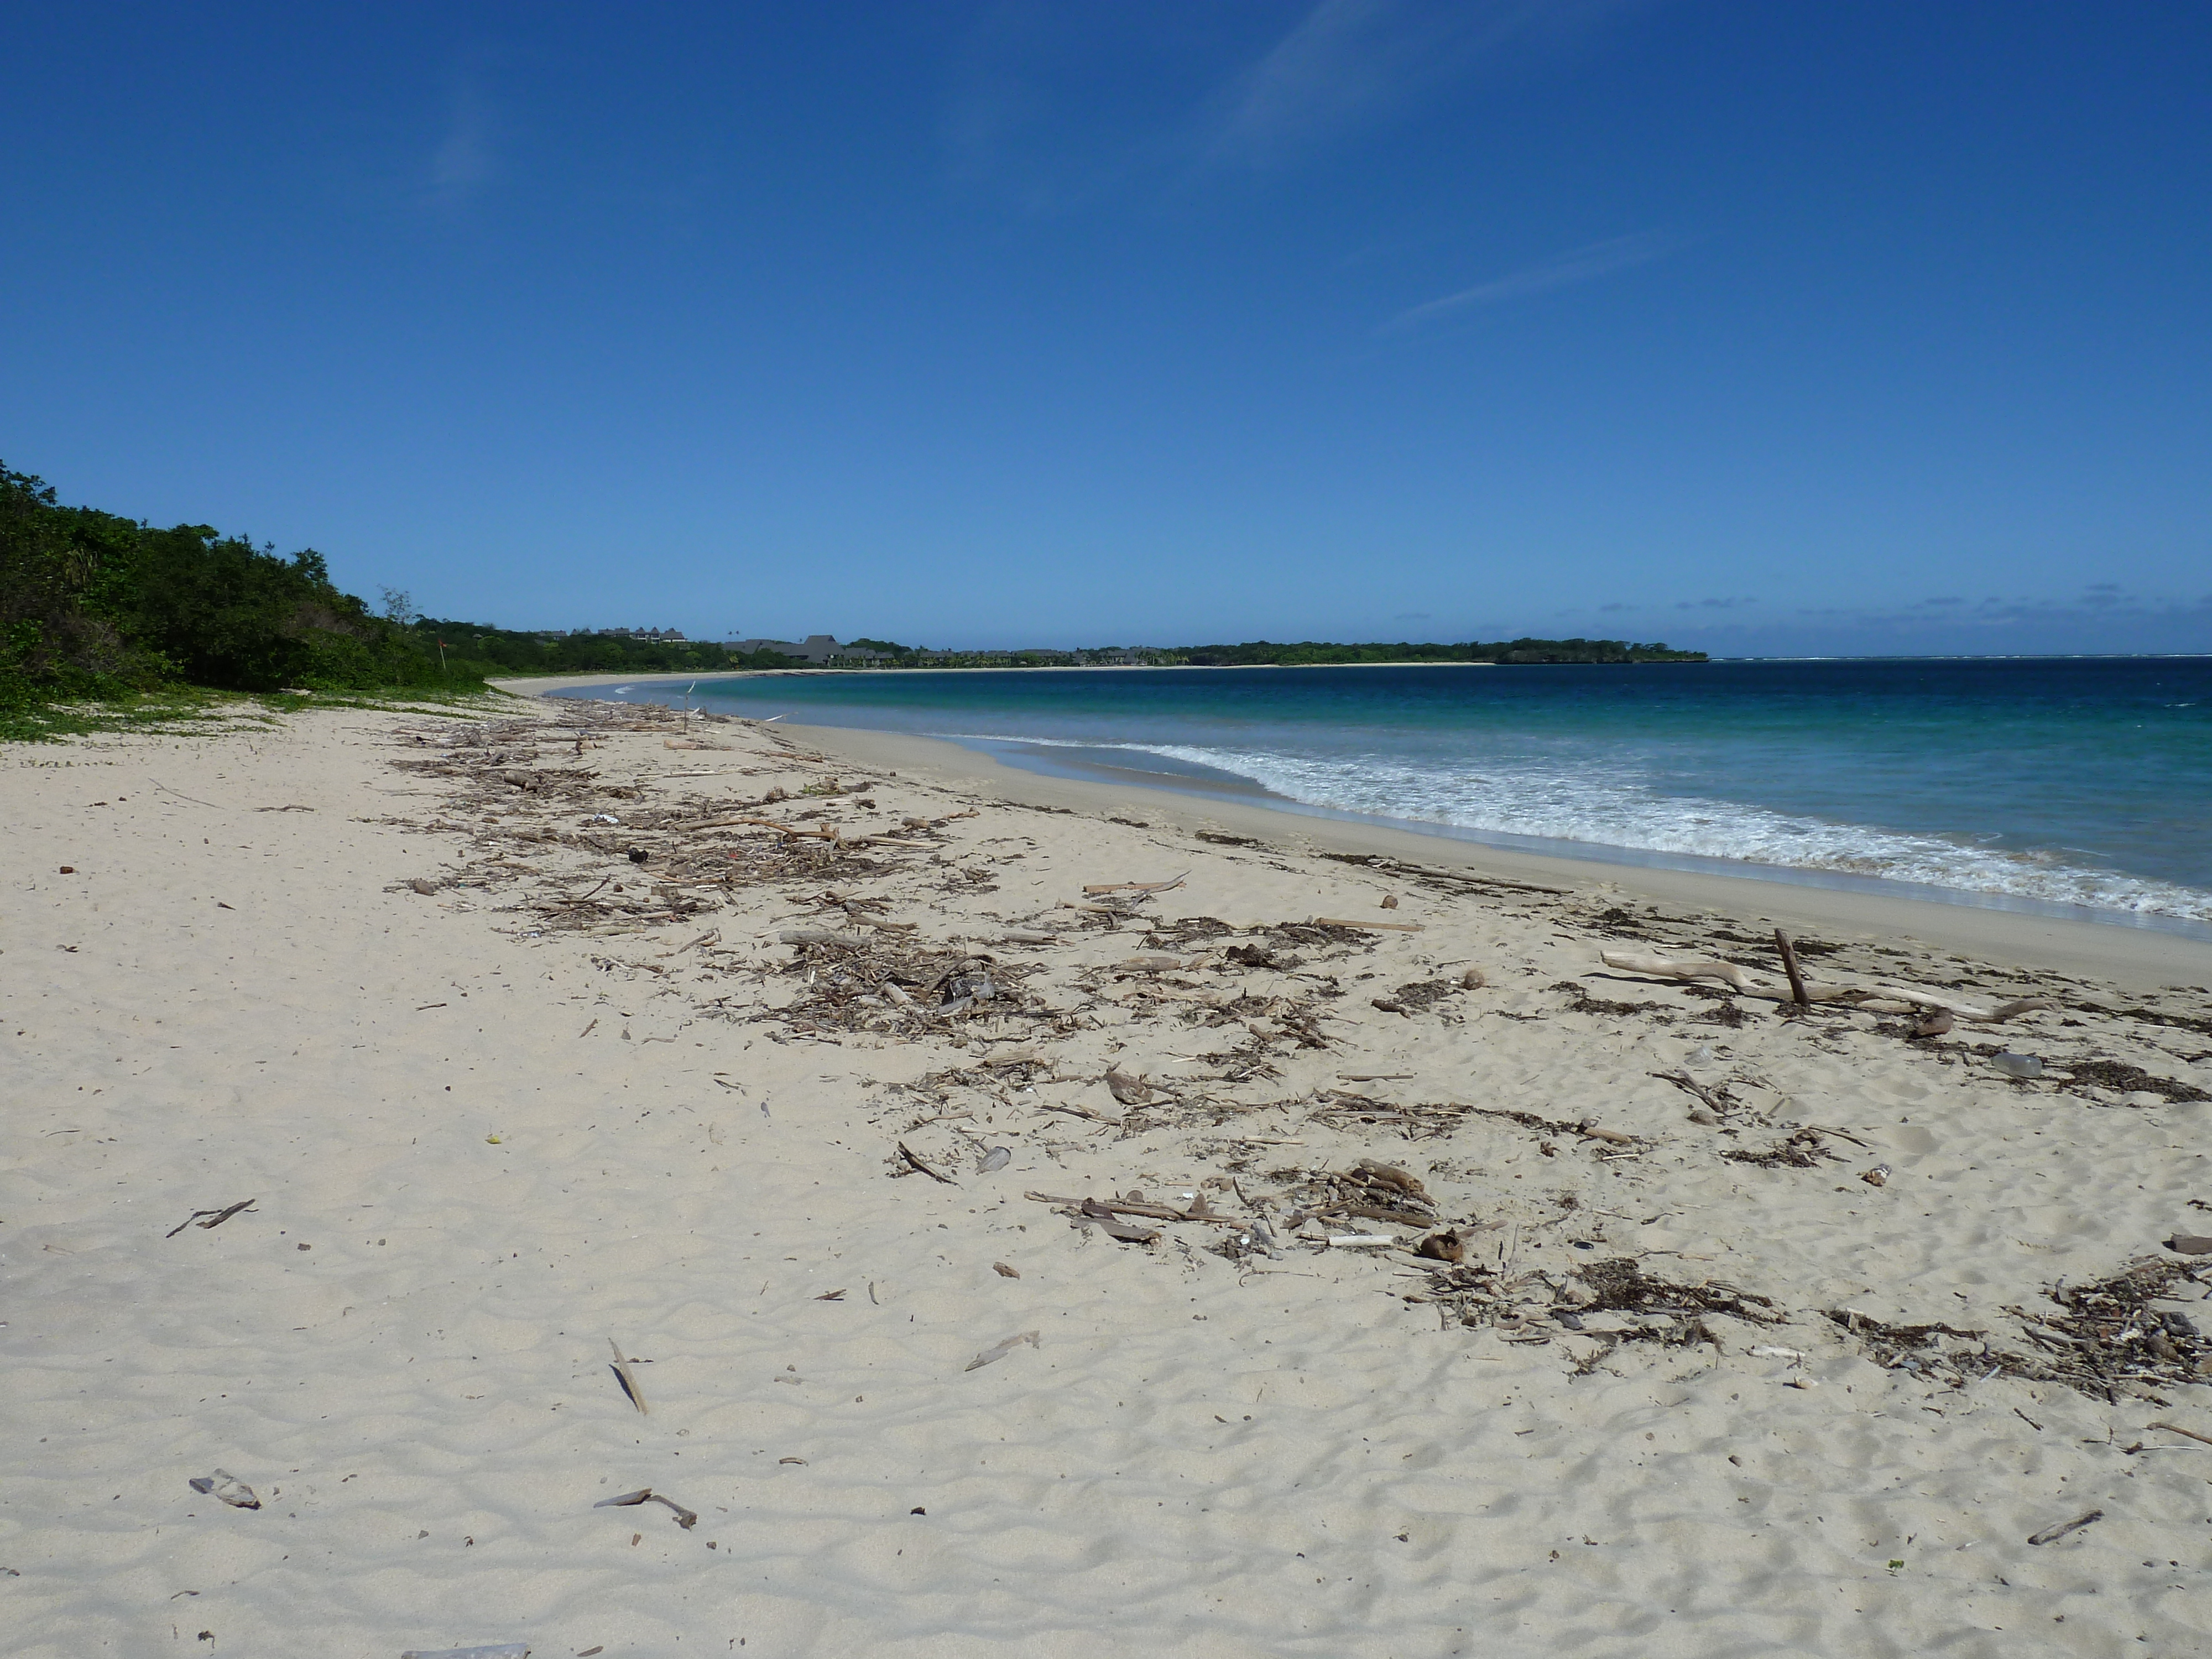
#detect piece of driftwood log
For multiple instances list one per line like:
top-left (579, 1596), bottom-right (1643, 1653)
top-left (1774, 930), bottom-right (1811, 1009)
top-left (1599, 951), bottom-right (1757, 990)
top-left (1312, 916), bottom-right (1423, 932)
top-left (166, 1199), bottom-right (256, 1239)
top-left (897, 1141), bottom-right (957, 1185)
top-left (2026, 1509), bottom-right (2104, 1546)
top-left (1035, 1099), bottom-right (1124, 1127)
top-left (2145, 1421), bottom-right (2212, 1448)
top-left (592, 1488), bottom-right (697, 1528)
top-left (1077, 1213), bottom-right (1162, 1243)
top-left (1338, 1071), bottom-right (1415, 1082)
top-left (1025, 1191), bottom-right (1241, 1228)
top-left (1576, 1121), bottom-right (1637, 1145)
top-left (1083, 873), bottom-right (1189, 894)
top-left (2166, 1234), bottom-right (2212, 1255)
top-left (1354, 1159), bottom-right (1428, 1199)
top-left (1599, 951), bottom-right (2056, 1021)
top-left (608, 1338), bottom-right (648, 1415)
top-left (964, 1331), bottom-right (1040, 1371)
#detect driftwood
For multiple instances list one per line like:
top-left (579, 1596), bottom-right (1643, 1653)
top-left (1599, 951), bottom-right (2056, 1022)
top-left (1024, 1191), bottom-right (1241, 1228)
top-left (2146, 1421), bottom-right (2212, 1448)
top-left (166, 1199), bottom-right (255, 1239)
top-left (1774, 930), bottom-right (1812, 1008)
top-left (897, 1141), bottom-right (957, 1185)
top-left (964, 1331), bottom-right (1039, 1371)
top-left (1313, 916), bottom-right (1422, 932)
top-left (1599, 952), bottom-right (1757, 991)
top-left (2026, 1509), bottom-right (2103, 1546)
top-left (1083, 873), bottom-right (1188, 895)
top-left (1079, 1213), bottom-right (1163, 1243)
top-left (593, 1487), bottom-right (697, 1528)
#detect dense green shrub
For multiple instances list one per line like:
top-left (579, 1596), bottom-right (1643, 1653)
top-left (1, 462), bottom-right (462, 701)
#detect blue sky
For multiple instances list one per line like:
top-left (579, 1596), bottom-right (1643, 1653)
top-left (5, 2), bottom-right (2208, 655)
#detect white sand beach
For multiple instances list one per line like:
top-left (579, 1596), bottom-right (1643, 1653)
top-left (7, 695), bottom-right (2212, 1658)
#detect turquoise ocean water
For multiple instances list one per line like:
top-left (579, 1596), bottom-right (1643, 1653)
top-left (567, 659), bottom-right (2212, 935)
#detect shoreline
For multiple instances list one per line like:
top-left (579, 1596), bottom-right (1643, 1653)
top-left (498, 676), bottom-right (2212, 986)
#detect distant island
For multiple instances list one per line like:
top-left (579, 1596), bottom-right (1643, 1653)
top-left (430, 627), bottom-right (1708, 675)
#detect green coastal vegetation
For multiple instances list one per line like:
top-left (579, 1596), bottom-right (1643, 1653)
top-left (1, 461), bottom-right (1700, 738)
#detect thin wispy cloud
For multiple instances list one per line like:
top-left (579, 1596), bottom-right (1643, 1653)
top-left (1212, 0), bottom-right (1645, 166)
top-left (429, 82), bottom-right (498, 210)
top-left (1380, 231), bottom-right (1679, 332)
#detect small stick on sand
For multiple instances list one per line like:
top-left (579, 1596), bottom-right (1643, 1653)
top-left (898, 1141), bottom-right (958, 1185)
top-left (1083, 872), bottom-right (1190, 895)
top-left (608, 1337), bottom-right (649, 1415)
top-left (2026, 1509), bottom-right (2104, 1546)
top-left (1313, 916), bottom-right (1422, 932)
top-left (166, 1199), bottom-right (256, 1239)
top-left (2146, 1421), bottom-right (2212, 1448)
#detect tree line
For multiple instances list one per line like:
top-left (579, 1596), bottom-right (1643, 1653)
top-left (1, 461), bottom-right (459, 703)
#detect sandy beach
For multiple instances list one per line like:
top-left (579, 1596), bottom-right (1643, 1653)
top-left (8, 693), bottom-right (2212, 1658)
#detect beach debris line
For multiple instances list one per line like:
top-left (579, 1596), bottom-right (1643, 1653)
top-left (965, 1331), bottom-right (1040, 1371)
top-left (166, 1199), bottom-right (256, 1238)
top-left (593, 1488), bottom-right (698, 1528)
top-left (187, 1470), bottom-right (260, 1509)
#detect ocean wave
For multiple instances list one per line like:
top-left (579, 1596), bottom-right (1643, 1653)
top-left (957, 732), bottom-right (2212, 922)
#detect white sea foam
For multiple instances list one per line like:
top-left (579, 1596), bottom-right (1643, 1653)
top-left (964, 733), bottom-right (2212, 922)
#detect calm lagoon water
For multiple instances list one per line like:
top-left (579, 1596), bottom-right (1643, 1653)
top-left (568, 658), bottom-right (2212, 934)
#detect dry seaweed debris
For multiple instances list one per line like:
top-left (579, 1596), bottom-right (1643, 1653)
top-left (2001, 1258), bottom-right (2212, 1401)
top-left (1724, 1128), bottom-right (1843, 1168)
top-left (1828, 1257), bottom-right (2212, 1401)
top-left (769, 938), bottom-right (1048, 1037)
top-left (1555, 979), bottom-right (1674, 1018)
top-left (2054, 1060), bottom-right (2211, 1104)
top-left (1415, 1254), bottom-right (1787, 1357)
top-left (1370, 978), bottom-right (1463, 1017)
